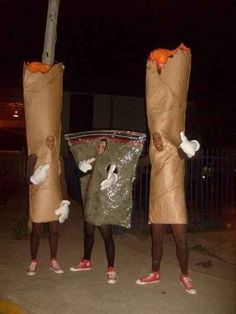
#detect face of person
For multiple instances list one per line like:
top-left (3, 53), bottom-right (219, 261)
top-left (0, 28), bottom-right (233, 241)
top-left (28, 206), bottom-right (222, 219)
top-left (96, 140), bottom-right (107, 155)
top-left (45, 135), bottom-right (55, 150)
top-left (152, 132), bottom-right (163, 151)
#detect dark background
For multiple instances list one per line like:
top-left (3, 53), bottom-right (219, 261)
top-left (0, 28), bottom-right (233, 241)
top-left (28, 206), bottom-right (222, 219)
top-left (0, 0), bottom-right (235, 147)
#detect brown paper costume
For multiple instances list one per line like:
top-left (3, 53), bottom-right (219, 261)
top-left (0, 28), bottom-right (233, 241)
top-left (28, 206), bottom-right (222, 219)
top-left (23, 63), bottom-right (64, 223)
top-left (146, 44), bottom-right (191, 224)
top-left (65, 130), bottom-right (146, 228)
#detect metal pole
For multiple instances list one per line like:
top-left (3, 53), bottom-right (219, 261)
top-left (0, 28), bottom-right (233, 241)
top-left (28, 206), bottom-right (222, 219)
top-left (42, 0), bottom-right (60, 65)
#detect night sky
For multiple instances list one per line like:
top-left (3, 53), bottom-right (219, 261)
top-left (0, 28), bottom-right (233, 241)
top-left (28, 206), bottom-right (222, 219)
top-left (0, 0), bottom-right (235, 146)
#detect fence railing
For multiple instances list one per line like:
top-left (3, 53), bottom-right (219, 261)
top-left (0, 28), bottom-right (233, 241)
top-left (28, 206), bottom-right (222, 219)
top-left (131, 149), bottom-right (236, 230)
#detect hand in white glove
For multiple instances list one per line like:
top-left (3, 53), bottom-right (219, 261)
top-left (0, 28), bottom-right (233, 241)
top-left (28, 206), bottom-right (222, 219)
top-left (179, 131), bottom-right (200, 158)
top-left (78, 158), bottom-right (95, 173)
top-left (55, 200), bottom-right (70, 223)
top-left (30, 164), bottom-right (50, 185)
top-left (100, 164), bottom-right (118, 190)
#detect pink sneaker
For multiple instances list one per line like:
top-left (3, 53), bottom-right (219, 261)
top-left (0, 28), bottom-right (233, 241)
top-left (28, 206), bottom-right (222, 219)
top-left (107, 267), bottom-right (118, 284)
top-left (136, 271), bottom-right (160, 285)
top-left (49, 259), bottom-right (64, 274)
top-left (27, 260), bottom-right (38, 276)
top-left (70, 259), bottom-right (91, 272)
top-left (179, 274), bottom-right (197, 294)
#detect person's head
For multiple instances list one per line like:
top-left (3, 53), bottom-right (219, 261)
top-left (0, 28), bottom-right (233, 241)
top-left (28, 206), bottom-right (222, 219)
top-left (152, 132), bottom-right (163, 151)
top-left (96, 139), bottom-right (107, 155)
top-left (45, 135), bottom-right (56, 150)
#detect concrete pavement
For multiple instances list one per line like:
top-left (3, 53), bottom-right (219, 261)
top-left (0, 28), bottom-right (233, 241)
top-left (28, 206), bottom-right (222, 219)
top-left (0, 187), bottom-right (235, 314)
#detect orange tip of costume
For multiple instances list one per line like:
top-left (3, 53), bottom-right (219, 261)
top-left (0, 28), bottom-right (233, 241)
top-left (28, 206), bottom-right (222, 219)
top-left (148, 43), bottom-right (190, 69)
top-left (26, 62), bottom-right (52, 73)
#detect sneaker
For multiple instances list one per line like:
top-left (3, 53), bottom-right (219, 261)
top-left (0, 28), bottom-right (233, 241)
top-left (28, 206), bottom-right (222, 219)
top-left (179, 274), bottom-right (197, 295)
top-left (107, 267), bottom-right (118, 284)
top-left (27, 260), bottom-right (37, 276)
top-left (70, 259), bottom-right (91, 272)
top-left (49, 259), bottom-right (64, 274)
top-left (136, 271), bottom-right (160, 285)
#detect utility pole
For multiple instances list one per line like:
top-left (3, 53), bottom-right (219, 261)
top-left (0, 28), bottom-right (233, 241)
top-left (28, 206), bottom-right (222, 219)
top-left (42, 0), bottom-right (60, 65)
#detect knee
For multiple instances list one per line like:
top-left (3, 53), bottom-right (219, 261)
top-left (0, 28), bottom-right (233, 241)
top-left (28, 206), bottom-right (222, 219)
top-left (31, 230), bottom-right (41, 238)
top-left (104, 235), bottom-right (114, 247)
top-left (31, 226), bottom-right (41, 237)
top-left (152, 237), bottom-right (164, 248)
top-left (49, 230), bottom-right (59, 238)
top-left (176, 240), bottom-right (188, 252)
top-left (84, 229), bottom-right (94, 240)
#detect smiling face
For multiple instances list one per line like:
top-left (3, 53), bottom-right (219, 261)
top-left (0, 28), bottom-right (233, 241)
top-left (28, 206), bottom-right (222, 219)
top-left (152, 132), bottom-right (163, 151)
top-left (45, 135), bottom-right (55, 150)
top-left (96, 139), bottom-right (107, 155)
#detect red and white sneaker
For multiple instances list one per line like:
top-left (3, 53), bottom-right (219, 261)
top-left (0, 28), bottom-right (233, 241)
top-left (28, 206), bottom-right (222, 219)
top-left (27, 260), bottom-right (38, 276)
top-left (70, 259), bottom-right (91, 272)
top-left (179, 274), bottom-right (197, 295)
top-left (49, 259), bottom-right (64, 274)
top-left (136, 271), bottom-right (160, 285)
top-left (107, 267), bottom-right (118, 284)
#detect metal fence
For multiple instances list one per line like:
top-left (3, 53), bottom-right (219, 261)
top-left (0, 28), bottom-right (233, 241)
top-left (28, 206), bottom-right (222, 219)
top-left (131, 149), bottom-right (236, 230)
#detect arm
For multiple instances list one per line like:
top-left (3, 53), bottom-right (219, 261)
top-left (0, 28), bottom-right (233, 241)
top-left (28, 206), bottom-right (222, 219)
top-left (78, 158), bottom-right (95, 173)
top-left (55, 156), bottom-right (70, 223)
top-left (179, 131), bottom-right (200, 158)
top-left (26, 153), bottom-right (50, 185)
top-left (100, 163), bottom-right (118, 190)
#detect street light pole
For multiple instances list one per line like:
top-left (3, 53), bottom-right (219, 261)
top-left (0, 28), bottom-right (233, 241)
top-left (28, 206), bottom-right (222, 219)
top-left (42, 0), bottom-right (60, 65)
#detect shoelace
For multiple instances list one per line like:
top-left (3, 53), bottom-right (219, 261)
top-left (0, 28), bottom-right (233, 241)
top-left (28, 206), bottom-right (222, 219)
top-left (29, 262), bottom-right (37, 270)
top-left (182, 276), bottom-right (194, 289)
top-left (142, 272), bottom-right (157, 281)
top-left (145, 273), bottom-right (153, 279)
top-left (29, 262), bottom-right (37, 268)
top-left (80, 261), bottom-right (90, 267)
top-left (108, 271), bottom-right (117, 279)
top-left (51, 261), bottom-right (61, 270)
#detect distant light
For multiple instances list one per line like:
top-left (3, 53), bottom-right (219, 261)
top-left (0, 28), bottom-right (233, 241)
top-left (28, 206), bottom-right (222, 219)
top-left (202, 175), bottom-right (206, 179)
top-left (13, 110), bottom-right (19, 118)
top-left (9, 103), bottom-right (23, 119)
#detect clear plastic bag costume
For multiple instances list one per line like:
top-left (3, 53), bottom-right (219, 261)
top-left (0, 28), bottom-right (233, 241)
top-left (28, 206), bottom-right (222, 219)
top-left (65, 130), bottom-right (146, 228)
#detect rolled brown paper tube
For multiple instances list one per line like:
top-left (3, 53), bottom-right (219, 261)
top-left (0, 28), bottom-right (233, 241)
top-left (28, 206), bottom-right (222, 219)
top-left (146, 44), bottom-right (191, 224)
top-left (23, 63), bottom-right (64, 223)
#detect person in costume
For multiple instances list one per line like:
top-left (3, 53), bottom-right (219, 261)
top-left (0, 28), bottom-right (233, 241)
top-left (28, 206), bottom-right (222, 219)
top-left (65, 130), bottom-right (145, 284)
top-left (25, 135), bottom-right (70, 276)
top-left (136, 44), bottom-right (200, 294)
top-left (70, 138), bottom-right (118, 284)
top-left (23, 62), bottom-right (70, 276)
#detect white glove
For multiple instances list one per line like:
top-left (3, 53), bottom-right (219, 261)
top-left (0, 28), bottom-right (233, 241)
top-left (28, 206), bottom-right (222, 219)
top-left (55, 200), bottom-right (70, 223)
top-left (78, 158), bottom-right (95, 173)
top-left (179, 131), bottom-right (200, 158)
top-left (30, 164), bottom-right (50, 185)
top-left (100, 164), bottom-right (118, 190)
